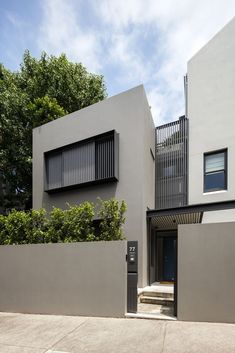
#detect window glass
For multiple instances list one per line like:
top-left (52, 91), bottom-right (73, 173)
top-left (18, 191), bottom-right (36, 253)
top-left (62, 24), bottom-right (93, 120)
top-left (47, 152), bottom-right (62, 189)
top-left (205, 152), bottom-right (224, 173)
top-left (163, 165), bottom-right (175, 177)
top-left (204, 150), bottom-right (227, 192)
top-left (205, 171), bottom-right (225, 191)
top-left (63, 142), bottom-right (95, 186)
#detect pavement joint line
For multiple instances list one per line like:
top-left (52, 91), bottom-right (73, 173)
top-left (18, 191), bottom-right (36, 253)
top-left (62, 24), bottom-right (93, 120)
top-left (43, 318), bottom-right (89, 353)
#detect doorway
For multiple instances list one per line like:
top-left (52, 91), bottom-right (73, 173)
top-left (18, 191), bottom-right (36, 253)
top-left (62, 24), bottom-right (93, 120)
top-left (150, 230), bottom-right (177, 284)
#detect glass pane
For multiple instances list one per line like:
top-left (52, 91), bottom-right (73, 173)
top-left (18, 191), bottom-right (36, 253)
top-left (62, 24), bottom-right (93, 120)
top-left (47, 153), bottom-right (62, 189)
top-left (205, 171), bottom-right (225, 192)
top-left (63, 142), bottom-right (95, 186)
top-left (163, 165), bottom-right (175, 177)
top-left (205, 152), bottom-right (225, 173)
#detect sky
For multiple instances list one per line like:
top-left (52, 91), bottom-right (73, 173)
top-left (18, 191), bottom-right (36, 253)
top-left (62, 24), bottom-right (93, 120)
top-left (0, 0), bottom-right (235, 125)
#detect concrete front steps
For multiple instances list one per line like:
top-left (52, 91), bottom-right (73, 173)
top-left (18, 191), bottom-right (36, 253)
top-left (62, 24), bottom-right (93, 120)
top-left (140, 295), bottom-right (173, 306)
top-left (138, 283), bottom-right (174, 309)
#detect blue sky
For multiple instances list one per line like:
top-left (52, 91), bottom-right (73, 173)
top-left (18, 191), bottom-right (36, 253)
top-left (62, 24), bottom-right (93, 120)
top-left (0, 0), bottom-right (234, 125)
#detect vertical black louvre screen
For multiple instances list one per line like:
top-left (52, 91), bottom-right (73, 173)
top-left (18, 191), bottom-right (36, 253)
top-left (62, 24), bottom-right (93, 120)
top-left (45, 130), bottom-right (118, 192)
top-left (95, 136), bottom-right (114, 180)
top-left (156, 117), bottom-right (188, 209)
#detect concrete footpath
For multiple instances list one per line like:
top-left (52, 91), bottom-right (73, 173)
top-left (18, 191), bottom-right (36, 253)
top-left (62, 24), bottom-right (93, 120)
top-left (0, 312), bottom-right (234, 353)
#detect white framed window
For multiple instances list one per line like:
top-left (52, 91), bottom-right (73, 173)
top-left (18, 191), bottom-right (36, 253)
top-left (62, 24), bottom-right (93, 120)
top-left (204, 149), bottom-right (227, 192)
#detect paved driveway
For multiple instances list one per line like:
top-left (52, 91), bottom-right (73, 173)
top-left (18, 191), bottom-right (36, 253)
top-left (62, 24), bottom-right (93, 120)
top-left (0, 312), bottom-right (234, 353)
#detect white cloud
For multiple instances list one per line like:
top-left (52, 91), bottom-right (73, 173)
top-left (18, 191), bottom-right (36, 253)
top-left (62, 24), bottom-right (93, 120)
top-left (94, 0), bottom-right (235, 124)
top-left (38, 0), bottom-right (235, 124)
top-left (106, 32), bottom-right (152, 85)
top-left (38, 0), bottom-right (102, 72)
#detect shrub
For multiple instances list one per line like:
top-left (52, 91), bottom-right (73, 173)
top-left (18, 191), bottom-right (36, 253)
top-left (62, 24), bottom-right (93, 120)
top-left (98, 198), bottom-right (127, 241)
top-left (64, 202), bottom-right (96, 242)
top-left (0, 214), bottom-right (6, 244)
top-left (0, 209), bottom-right (48, 245)
top-left (2, 209), bottom-right (31, 245)
top-left (45, 207), bottom-right (66, 243)
top-left (46, 202), bottom-right (96, 243)
top-left (27, 209), bottom-right (48, 244)
top-left (0, 198), bottom-right (127, 244)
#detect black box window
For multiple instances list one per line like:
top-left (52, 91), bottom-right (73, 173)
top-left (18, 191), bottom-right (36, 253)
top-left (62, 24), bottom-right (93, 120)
top-left (45, 130), bottom-right (119, 192)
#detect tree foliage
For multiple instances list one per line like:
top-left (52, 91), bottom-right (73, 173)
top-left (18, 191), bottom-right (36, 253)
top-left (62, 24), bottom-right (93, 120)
top-left (0, 199), bottom-right (126, 245)
top-left (46, 202), bottom-right (95, 243)
top-left (0, 51), bottom-right (107, 211)
top-left (98, 198), bottom-right (127, 241)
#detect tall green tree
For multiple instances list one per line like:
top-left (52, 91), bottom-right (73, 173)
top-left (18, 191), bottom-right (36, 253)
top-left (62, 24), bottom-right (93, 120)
top-left (0, 51), bottom-right (107, 212)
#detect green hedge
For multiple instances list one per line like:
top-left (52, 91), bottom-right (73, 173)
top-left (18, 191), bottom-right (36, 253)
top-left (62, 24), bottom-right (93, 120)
top-left (0, 199), bottom-right (127, 245)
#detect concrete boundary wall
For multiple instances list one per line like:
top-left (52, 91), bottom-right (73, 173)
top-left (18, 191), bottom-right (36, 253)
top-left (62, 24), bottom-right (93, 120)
top-left (0, 241), bottom-right (127, 317)
top-left (178, 223), bottom-right (235, 323)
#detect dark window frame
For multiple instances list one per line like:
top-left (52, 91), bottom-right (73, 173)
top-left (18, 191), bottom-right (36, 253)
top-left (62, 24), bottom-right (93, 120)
top-left (44, 130), bottom-right (119, 193)
top-left (204, 148), bottom-right (227, 193)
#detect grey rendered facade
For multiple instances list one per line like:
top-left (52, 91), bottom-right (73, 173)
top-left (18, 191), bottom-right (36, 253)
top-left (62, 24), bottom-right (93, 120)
top-left (33, 17), bottom-right (235, 322)
top-left (0, 241), bottom-right (127, 317)
top-left (188, 17), bottom-right (235, 208)
top-left (178, 222), bottom-right (235, 323)
top-left (33, 85), bottom-right (155, 288)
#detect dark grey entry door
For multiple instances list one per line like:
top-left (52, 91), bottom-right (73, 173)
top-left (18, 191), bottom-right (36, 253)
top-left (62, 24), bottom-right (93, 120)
top-left (149, 230), bottom-right (177, 284)
top-left (163, 236), bottom-right (176, 281)
top-left (149, 230), bottom-right (156, 284)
